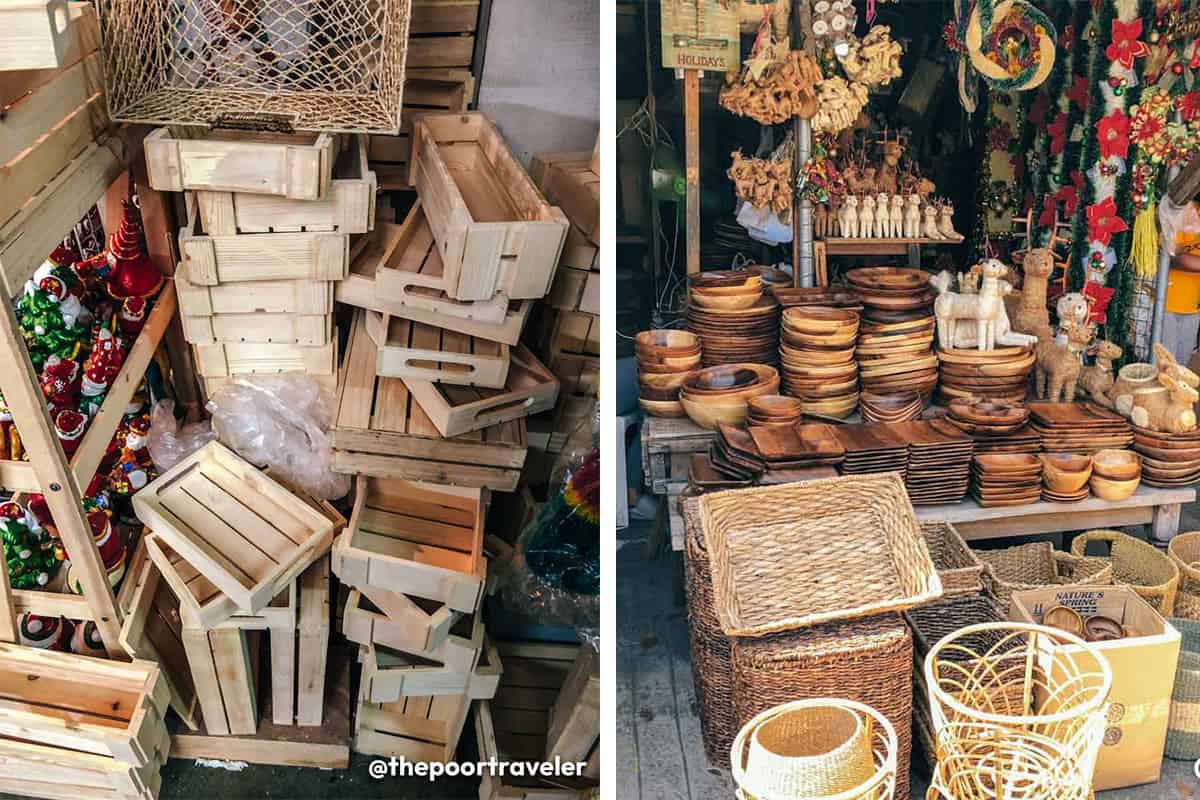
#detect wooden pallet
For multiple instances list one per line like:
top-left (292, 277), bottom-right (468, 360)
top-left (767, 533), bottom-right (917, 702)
top-left (132, 441), bottom-right (336, 614)
top-left (530, 150), bottom-right (600, 245)
top-left (180, 311), bottom-right (332, 346)
top-left (175, 263), bottom-right (334, 316)
top-left (331, 312), bottom-right (528, 489)
top-left (191, 338), bottom-right (337, 378)
top-left (364, 309), bottom-right (510, 388)
top-left (145, 128), bottom-right (337, 200)
top-left (332, 474), bottom-right (487, 613)
top-left (353, 690), bottom-right (472, 763)
top-left (410, 112), bottom-right (568, 301)
top-left (359, 636), bottom-right (501, 703)
top-left (193, 135), bottom-right (375, 234)
top-left (343, 589), bottom-right (479, 671)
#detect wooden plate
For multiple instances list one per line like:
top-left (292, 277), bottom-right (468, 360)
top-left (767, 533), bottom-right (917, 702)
top-left (859, 354), bottom-right (938, 377)
top-left (846, 267), bottom-right (929, 291)
top-left (937, 346), bottom-right (1034, 365)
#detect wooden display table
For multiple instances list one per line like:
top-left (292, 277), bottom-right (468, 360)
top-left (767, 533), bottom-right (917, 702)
top-left (915, 485), bottom-right (1196, 546)
top-left (641, 416), bottom-right (715, 496)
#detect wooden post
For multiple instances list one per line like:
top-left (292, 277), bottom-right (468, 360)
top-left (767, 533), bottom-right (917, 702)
top-left (684, 69), bottom-right (700, 275)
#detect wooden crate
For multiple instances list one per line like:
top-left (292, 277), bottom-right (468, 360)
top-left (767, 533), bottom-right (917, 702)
top-left (178, 203), bottom-right (349, 286)
top-left (180, 311), bottom-right (331, 346)
top-left (640, 416), bottom-right (715, 495)
top-left (546, 266), bottom-right (600, 314)
top-left (343, 587), bottom-right (472, 665)
top-left (560, 222), bottom-right (599, 271)
top-left (550, 352), bottom-right (600, 398)
top-left (0, 0), bottom-right (76, 71)
top-left (368, 76), bottom-right (473, 188)
top-left (408, 0), bottom-right (480, 68)
top-left (175, 263), bottom-right (334, 316)
top-left (144, 128), bottom-right (337, 200)
top-left (193, 135), bottom-right (375, 235)
top-left (353, 691), bottom-right (472, 763)
top-left (191, 338), bottom-right (337, 379)
top-left (359, 636), bottom-right (501, 703)
top-left (547, 310), bottom-right (600, 358)
top-left (409, 112), bottom-right (568, 301)
top-left (546, 646), bottom-right (600, 762)
top-left (530, 150), bottom-right (600, 245)
top-left (132, 441), bottom-right (336, 614)
top-left (332, 313), bottom-right (528, 490)
top-left (364, 310), bottom-right (510, 388)
top-left (180, 625), bottom-right (260, 736)
top-left (332, 474), bottom-right (487, 613)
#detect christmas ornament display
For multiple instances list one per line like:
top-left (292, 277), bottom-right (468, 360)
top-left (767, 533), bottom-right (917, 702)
top-left (101, 200), bottom-right (164, 300)
top-left (17, 614), bottom-right (71, 650)
top-left (0, 501), bottom-right (59, 589)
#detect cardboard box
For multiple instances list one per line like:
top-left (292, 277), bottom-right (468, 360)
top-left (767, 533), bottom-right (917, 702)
top-left (1010, 585), bottom-right (1181, 790)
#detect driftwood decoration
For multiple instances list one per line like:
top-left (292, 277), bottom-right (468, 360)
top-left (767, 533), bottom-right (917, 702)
top-left (728, 150), bottom-right (792, 213)
top-left (720, 50), bottom-right (823, 125)
top-left (812, 77), bottom-right (870, 133)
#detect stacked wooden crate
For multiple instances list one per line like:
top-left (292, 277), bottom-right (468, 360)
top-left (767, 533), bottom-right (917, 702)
top-left (127, 442), bottom-right (339, 738)
top-left (144, 129), bottom-right (375, 397)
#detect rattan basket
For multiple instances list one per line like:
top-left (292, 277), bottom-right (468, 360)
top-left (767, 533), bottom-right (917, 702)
top-left (698, 475), bottom-right (943, 637)
top-left (920, 522), bottom-right (984, 599)
top-left (1168, 532), bottom-right (1200, 619)
top-left (1166, 617), bottom-right (1200, 759)
top-left (976, 542), bottom-right (1113, 612)
top-left (681, 495), bottom-right (738, 769)
top-left (731, 614), bottom-right (914, 799)
top-left (98, 0), bottom-right (411, 133)
top-left (1071, 529), bottom-right (1179, 616)
top-left (731, 699), bottom-right (898, 800)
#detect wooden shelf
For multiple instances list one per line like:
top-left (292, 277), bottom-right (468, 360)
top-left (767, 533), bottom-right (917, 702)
top-left (818, 237), bottom-right (964, 256)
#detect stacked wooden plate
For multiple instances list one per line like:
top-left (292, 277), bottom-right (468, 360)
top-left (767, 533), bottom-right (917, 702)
top-left (847, 267), bottom-right (934, 313)
top-left (679, 363), bottom-right (780, 430)
top-left (771, 286), bottom-right (864, 310)
top-left (689, 452), bottom-right (753, 491)
top-left (710, 423), bottom-right (767, 481)
top-left (971, 453), bottom-right (1043, 507)
top-left (779, 306), bottom-right (860, 418)
top-left (849, 269), bottom-right (937, 401)
top-left (747, 423), bottom-right (847, 478)
top-left (832, 423), bottom-right (909, 476)
top-left (1027, 403), bottom-right (1132, 453)
top-left (893, 419), bottom-right (974, 504)
top-left (636, 330), bottom-right (700, 418)
top-left (1040, 452), bottom-right (1093, 502)
top-left (747, 395), bottom-right (803, 428)
top-left (861, 391), bottom-right (922, 423)
top-left (937, 346), bottom-right (1035, 404)
top-left (1131, 424), bottom-right (1200, 487)
top-left (687, 273), bottom-right (779, 367)
top-left (944, 397), bottom-right (1030, 437)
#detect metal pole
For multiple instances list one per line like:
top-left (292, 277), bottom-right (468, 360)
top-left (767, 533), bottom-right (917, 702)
top-left (1150, 164), bottom-right (1183, 361)
top-left (795, 117), bottom-right (814, 287)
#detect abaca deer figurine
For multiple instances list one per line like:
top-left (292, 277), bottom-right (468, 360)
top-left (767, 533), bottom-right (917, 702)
top-left (934, 259), bottom-right (1007, 351)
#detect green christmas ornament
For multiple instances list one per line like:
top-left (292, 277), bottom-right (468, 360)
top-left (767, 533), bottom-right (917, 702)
top-left (0, 501), bottom-right (58, 590)
top-left (15, 265), bottom-right (86, 371)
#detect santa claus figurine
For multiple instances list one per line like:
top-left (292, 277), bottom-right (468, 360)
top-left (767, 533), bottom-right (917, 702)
top-left (18, 614), bottom-right (72, 651)
top-left (105, 200), bottom-right (163, 300)
top-left (54, 409), bottom-right (87, 458)
top-left (107, 413), bottom-right (153, 495)
top-left (84, 498), bottom-right (124, 571)
top-left (80, 327), bottom-right (124, 417)
top-left (39, 355), bottom-right (81, 414)
top-left (71, 620), bottom-right (108, 658)
top-left (0, 394), bottom-right (21, 461)
top-left (117, 296), bottom-right (148, 339)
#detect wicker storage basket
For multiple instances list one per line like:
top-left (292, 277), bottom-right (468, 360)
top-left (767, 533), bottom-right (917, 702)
top-left (731, 614), bottom-right (913, 799)
top-left (920, 522), bottom-right (984, 599)
top-left (98, 0), bottom-right (412, 133)
top-left (1071, 529), bottom-right (1179, 616)
top-left (1167, 617), bottom-right (1200, 759)
top-left (732, 699), bottom-right (898, 800)
top-left (1168, 532), bottom-right (1200, 619)
top-left (976, 541), bottom-right (1113, 612)
top-left (681, 495), bottom-right (737, 769)
top-left (698, 475), bottom-right (942, 638)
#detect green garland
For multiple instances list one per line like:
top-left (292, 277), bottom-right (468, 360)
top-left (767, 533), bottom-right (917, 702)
top-left (1031, 1), bottom-right (1083, 242)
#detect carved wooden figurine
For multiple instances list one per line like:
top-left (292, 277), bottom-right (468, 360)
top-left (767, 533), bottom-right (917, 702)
top-left (937, 204), bottom-right (962, 240)
top-left (934, 259), bottom-right (1006, 351)
top-left (859, 194), bottom-right (876, 239)
top-left (1010, 247), bottom-right (1053, 336)
top-left (1077, 340), bottom-right (1122, 408)
top-left (839, 195), bottom-right (859, 237)
top-left (815, 204), bottom-right (829, 238)
top-left (1034, 319), bottom-right (1092, 402)
top-left (902, 194), bottom-right (921, 238)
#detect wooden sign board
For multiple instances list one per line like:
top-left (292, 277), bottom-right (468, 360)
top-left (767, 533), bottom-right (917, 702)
top-left (660, 0), bottom-right (740, 72)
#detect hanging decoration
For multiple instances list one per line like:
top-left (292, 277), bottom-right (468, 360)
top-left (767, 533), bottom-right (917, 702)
top-left (837, 25), bottom-right (903, 87)
top-left (719, 49), bottom-right (823, 124)
top-left (952, 0), bottom-right (1057, 111)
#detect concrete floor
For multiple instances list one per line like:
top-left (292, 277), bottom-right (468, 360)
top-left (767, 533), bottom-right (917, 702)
top-left (616, 512), bottom-right (1200, 800)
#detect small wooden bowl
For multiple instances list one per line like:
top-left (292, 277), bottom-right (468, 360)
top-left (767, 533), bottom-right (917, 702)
top-left (691, 282), bottom-right (763, 298)
top-left (638, 384), bottom-right (681, 401)
top-left (974, 453), bottom-right (1042, 474)
top-left (781, 306), bottom-right (860, 335)
top-left (1090, 473), bottom-right (1141, 501)
top-left (689, 271), bottom-right (762, 290)
top-left (1041, 453), bottom-right (1093, 493)
top-left (636, 329), bottom-right (700, 353)
top-left (638, 370), bottom-right (693, 391)
top-left (679, 395), bottom-right (749, 430)
top-left (1091, 449), bottom-right (1141, 481)
top-left (748, 395), bottom-right (803, 419)
top-left (1042, 605), bottom-right (1085, 637)
top-left (689, 291), bottom-right (762, 311)
top-left (638, 356), bottom-right (701, 374)
top-left (683, 364), bottom-right (775, 396)
top-left (639, 398), bottom-right (686, 418)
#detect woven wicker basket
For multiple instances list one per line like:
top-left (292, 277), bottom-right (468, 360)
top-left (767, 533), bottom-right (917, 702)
top-left (1166, 617), bottom-right (1200, 759)
top-left (920, 522), bottom-right (984, 599)
top-left (698, 474), bottom-right (942, 637)
top-left (1168, 532), bottom-right (1200, 619)
top-left (976, 541), bottom-right (1113, 612)
top-left (681, 495), bottom-right (738, 769)
top-left (731, 614), bottom-right (913, 799)
top-left (1071, 529), bottom-right (1179, 616)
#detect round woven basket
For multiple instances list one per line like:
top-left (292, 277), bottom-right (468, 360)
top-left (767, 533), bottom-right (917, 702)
top-left (732, 615), bottom-right (913, 799)
top-left (1071, 529), bottom-right (1179, 615)
top-left (732, 699), bottom-right (898, 800)
top-left (975, 541), bottom-right (1113, 613)
top-left (1166, 617), bottom-right (1200, 759)
top-left (1168, 532), bottom-right (1200, 619)
top-left (681, 494), bottom-right (738, 768)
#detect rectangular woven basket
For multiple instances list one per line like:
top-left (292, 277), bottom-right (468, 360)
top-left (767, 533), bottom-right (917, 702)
top-left (976, 541), bottom-right (1113, 612)
top-left (697, 474), bottom-right (943, 637)
top-left (920, 521), bottom-right (984, 598)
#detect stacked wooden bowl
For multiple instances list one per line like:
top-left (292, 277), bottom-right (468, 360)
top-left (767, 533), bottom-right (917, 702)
top-left (679, 363), bottom-right (780, 430)
top-left (860, 391), bottom-right (922, 423)
top-left (849, 268), bottom-right (937, 401)
top-left (778, 306), bottom-right (860, 418)
top-left (937, 346), bottom-right (1035, 404)
top-left (1040, 452), bottom-right (1092, 502)
top-left (944, 397), bottom-right (1030, 436)
top-left (971, 453), bottom-right (1043, 507)
top-left (1090, 449), bottom-right (1142, 500)
top-left (636, 330), bottom-right (700, 418)
top-left (747, 395), bottom-right (803, 428)
top-left (1132, 425), bottom-right (1200, 487)
top-left (686, 272), bottom-right (779, 367)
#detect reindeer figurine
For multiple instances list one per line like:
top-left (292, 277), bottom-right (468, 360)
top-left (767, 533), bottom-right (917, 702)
top-left (922, 204), bottom-right (942, 239)
top-left (1034, 319), bottom-right (1093, 402)
top-left (859, 195), bottom-right (876, 239)
top-left (902, 194), bottom-right (921, 238)
top-left (1077, 340), bottom-right (1123, 409)
top-left (934, 259), bottom-right (1007, 351)
top-left (839, 195), bottom-right (859, 238)
top-left (1010, 247), bottom-right (1053, 336)
top-left (875, 192), bottom-right (890, 237)
top-left (888, 195), bottom-right (904, 239)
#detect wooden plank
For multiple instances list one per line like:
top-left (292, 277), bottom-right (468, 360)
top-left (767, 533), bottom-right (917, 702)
top-left (191, 339), bottom-right (337, 378)
top-left (181, 311), bottom-right (331, 346)
top-left (0, 49), bottom-right (105, 167)
top-left (546, 646), bottom-right (600, 762)
top-left (684, 69), bottom-right (699, 275)
top-left (407, 34), bottom-right (476, 68)
top-left (411, 0), bottom-right (480, 33)
top-left (296, 556), bottom-right (330, 726)
top-left (0, 0), bottom-right (74, 70)
top-left (176, 264), bottom-right (333, 315)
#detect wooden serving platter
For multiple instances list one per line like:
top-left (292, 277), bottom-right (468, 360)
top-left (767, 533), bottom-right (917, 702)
top-left (132, 441), bottom-right (335, 614)
top-left (748, 423), bottom-right (844, 462)
top-left (1027, 402), bottom-right (1127, 428)
top-left (364, 310), bottom-right (510, 388)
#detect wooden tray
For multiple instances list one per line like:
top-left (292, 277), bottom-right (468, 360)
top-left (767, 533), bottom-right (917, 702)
top-left (145, 128), bottom-right (336, 200)
top-left (748, 423), bottom-right (845, 462)
top-left (332, 313), bottom-right (528, 489)
top-left (364, 310), bottom-right (510, 388)
top-left (332, 475), bottom-right (487, 613)
top-left (181, 311), bottom-right (331, 346)
top-left (358, 638), bottom-right (501, 703)
top-left (193, 135), bottom-right (375, 234)
top-left (176, 263), bottom-right (334, 315)
top-left (354, 690), bottom-right (472, 764)
top-left (1028, 402), bottom-right (1127, 428)
top-left (344, 589), bottom-right (475, 671)
top-left (132, 441), bottom-right (336, 614)
top-left (409, 113), bottom-right (569, 301)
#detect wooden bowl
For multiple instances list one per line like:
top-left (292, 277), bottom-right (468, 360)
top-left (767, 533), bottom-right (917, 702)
top-left (691, 281), bottom-right (763, 298)
top-left (781, 327), bottom-right (859, 349)
top-left (689, 292), bottom-right (761, 311)
top-left (639, 398), bottom-right (686, 418)
top-left (802, 394), bottom-right (860, 418)
top-left (638, 370), bottom-right (693, 391)
top-left (780, 346), bottom-right (855, 367)
top-left (781, 306), bottom-right (860, 335)
top-left (636, 329), bottom-right (700, 353)
top-left (682, 364), bottom-right (777, 396)
top-left (748, 395), bottom-right (803, 419)
top-left (679, 395), bottom-right (749, 430)
top-left (974, 453), bottom-right (1042, 474)
top-left (1041, 453), bottom-right (1093, 493)
top-left (846, 266), bottom-right (929, 290)
top-left (638, 384), bottom-right (681, 401)
top-left (638, 356), bottom-right (701, 374)
top-left (638, 351), bottom-right (702, 371)
top-left (1090, 473), bottom-right (1141, 501)
top-left (689, 271), bottom-right (762, 290)
top-left (1091, 449), bottom-right (1141, 481)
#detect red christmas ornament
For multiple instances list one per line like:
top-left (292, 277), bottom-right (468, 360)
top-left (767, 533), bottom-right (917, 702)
top-left (117, 297), bottom-right (147, 338)
top-left (39, 355), bottom-right (80, 414)
top-left (106, 201), bottom-right (163, 300)
top-left (54, 409), bottom-right (86, 458)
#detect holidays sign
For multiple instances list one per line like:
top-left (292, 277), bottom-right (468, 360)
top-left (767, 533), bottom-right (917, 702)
top-left (661, 0), bottom-right (740, 72)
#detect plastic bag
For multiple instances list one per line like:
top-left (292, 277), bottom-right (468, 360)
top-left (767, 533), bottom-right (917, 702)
top-left (146, 399), bottom-right (215, 472)
top-left (1159, 195), bottom-right (1200, 256)
top-left (737, 201), bottom-right (793, 245)
top-left (206, 375), bottom-right (350, 501)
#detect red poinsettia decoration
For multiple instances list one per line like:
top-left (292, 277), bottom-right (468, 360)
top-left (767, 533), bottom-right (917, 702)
top-left (1029, 91), bottom-right (1051, 127)
top-left (1179, 92), bottom-right (1200, 123)
top-left (1082, 281), bottom-right (1115, 324)
top-left (1038, 194), bottom-right (1059, 228)
top-left (1106, 18), bottom-right (1149, 69)
top-left (1048, 112), bottom-right (1070, 156)
top-left (1087, 196), bottom-right (1129, 246)
top-left (1098, 109), bottom-right (1131, 159)
top-left (1054, 171), bottom-right (1086, 218)
top-left (1066, 75), bottom-right (1090, 110)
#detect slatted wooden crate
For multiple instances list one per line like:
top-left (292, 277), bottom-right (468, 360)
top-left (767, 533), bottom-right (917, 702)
top-left (180, 311), bottom-right (332, 346)
top-left (530, 150), bottom-right (600, 246)
top-left (550, 352), bottom-right (600, 398)
top-left (145, 128), bottom-right (337, 200)
top-left (332, 313), bottom-right (528, 489)
top-left (193, 136), bottom-right (375, 235)
top-left (332, 474), bottom-right (487, 614)
top-left (364, 310), bottom-right (510, 388)
top-left (546, 646), bottom-right (600, 763)
top-left (546, 266), bottom-right (600, 314)
top-left (545, 310), bottom-right (600, 358)
top-left (640, 416), bottom-right (715, 495)
top-left (560, 223), bottom-right (599, 271)
top-left (180, 625), bottom-right (260, 736)
top-left (175, 263), bottom-right (334, 316)
top-left (344, 588), bottom-right (482, 668)
top-left (409, 112), bottom-right (568, 301)
top-left (353, 690), bottom-right (472, 763)
top-left (359, 636), bottom-right (501, 703)
top-left (368, 75), bottom-right (473, 190)
top-left (0, 0), bottom-right (79, 71)
top-left (408, 0), bottom-right (480, 70)
top-left (191, 339), bottom-right (338, 379)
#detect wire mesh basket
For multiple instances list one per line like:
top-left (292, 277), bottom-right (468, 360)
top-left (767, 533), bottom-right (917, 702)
top-left (98, 0), bottom-right (412, 133)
